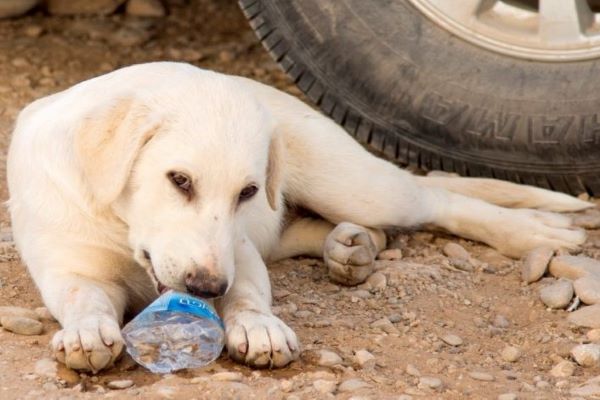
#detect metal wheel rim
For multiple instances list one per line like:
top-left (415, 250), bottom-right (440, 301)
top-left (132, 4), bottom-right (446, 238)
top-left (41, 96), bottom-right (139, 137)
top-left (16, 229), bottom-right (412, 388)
top-left (408, 0), bottom-right (600, 62)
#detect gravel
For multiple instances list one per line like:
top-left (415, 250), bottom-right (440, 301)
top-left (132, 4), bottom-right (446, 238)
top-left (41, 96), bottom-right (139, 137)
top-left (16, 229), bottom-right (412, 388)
top-left (539, 279), bottom-right (574, 309)
top-left (443, 242), bottom-right (470, 261)
top-left (107, 380), bottom-right (134, 390)
top-left (497, 393), bottom-right (518, 400)
top-left (567, 304), bottom-right (600, 328)
top-left (468, 371), bottom-right (495, 382)
top-left (0, 316), bottom-right (43, 335)
top-left (574, 276), bottom-right (600, 305)
top-left (212, 372), bottom-right (243, 382)
top-left (377, 248), bottom-right (402, 261)
top-left (440, 333), bottom-right (463, 346)
top-left (418, 376), bottom-right (443, 391)
top-left (313, 380), bottom-right (337, 394)
top-left (550, 360), bottom-right (576, 377)
top-left (406, 364), bottom-right (421, 377)
top-left (571, 344), bottom-right (600, 367)
top-left (125, 0), bottom-right (165, 17)
top-left (521, 247), bottom-right (553, 283)
top-left (353, 349), bottom-right (376, 369)
top-left (317, 350), bottom-right (343, 367)
top-left (337, 379), bottom-right (369, 393)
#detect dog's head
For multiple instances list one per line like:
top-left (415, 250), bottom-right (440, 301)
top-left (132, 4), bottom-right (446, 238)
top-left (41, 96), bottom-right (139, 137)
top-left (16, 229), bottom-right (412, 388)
top-left (74, 71), bottom-right (283, 298)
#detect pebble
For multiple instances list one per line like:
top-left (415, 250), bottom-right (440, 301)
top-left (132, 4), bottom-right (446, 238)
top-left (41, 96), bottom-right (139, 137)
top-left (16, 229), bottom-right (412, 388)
top-left (313, 380), bottom-right (337, 394)
top-left (521, 247), bottom-right (553, 283)
top-left (550, 360), bottom-right (576, 377)
top-left (418, 376), bottom-right (443, 391)
top-left (539, 279), bottom-right (573, 309)
top-left (568, 304), bottom-right (600, 328)
top-left (317, 350), bottom-right (343, 367)
top-left (354, 349), bottom-right (375, 369)
top-left (549, 255), bottom-right (600, 280)
top-left (371, 317), bottom-right (398, 333)
top-left (23, 24), bottom-right (43, 38)
top-left (406, 364), bottom-right (421, 377)
top-left (338, 379), bottom-right (369, 393)
top-left (46, 0), bottom-right (125, 15)
top-left (0, 0), bottom-right (38, 18)
top-left (443, 242), bottom-right (470, 261)
top-left (571, 344), bottom-right (600, 367)
top-left (107, 380), bottom-right (134, 390)
top-left (574, 276), bottom-right (600, 305)
top-left (571, 383), bottom-right (600, 397)
top-left (212, 371), bottom-right (243, 382)
top-left (588, 328), bottom-right (600, 342)
top-left (501, 346), bottom-right (521, 362)
top-left (493, 315), bottom-right (510, 329)
top-left (468, 371), bottom-right (495, 381)
top-left (440, 333), bottom-right (463, 346)
top-left (34, 307), bottom-right (55, 321)
top-left (366, 272), bottom-right (387, 291)
top-left (497, 394), bottom-right (518, 400)
top-left (0, 306), bottom-right (40, 321)
top-left (0, 316), bottom-right (43, 335)
top-left (126, 0), bottom-right (165, 17)
top-left (34, 358), bottom-right (57, 378)
top-left (377, 248), bottom-right (402, 260)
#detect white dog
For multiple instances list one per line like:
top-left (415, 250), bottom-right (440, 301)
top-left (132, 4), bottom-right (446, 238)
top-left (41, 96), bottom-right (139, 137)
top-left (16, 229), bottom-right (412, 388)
top-left (7, 62), bottom-right (591, 373)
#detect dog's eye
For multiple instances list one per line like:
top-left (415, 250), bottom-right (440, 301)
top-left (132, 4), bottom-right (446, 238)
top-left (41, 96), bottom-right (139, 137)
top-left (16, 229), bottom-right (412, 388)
top-left (167, 171), bottom-right (192, 195)
top-left (239, 184), bottom-right (259, 202)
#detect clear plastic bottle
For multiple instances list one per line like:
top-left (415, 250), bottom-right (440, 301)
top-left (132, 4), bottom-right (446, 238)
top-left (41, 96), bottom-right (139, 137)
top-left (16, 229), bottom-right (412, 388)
top-left (122, 290), bottom-right (225, 373)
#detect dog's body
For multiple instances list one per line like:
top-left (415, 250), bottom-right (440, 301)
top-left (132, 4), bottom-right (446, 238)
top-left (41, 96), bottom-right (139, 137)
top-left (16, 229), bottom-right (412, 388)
top-left (7, 62), bottom-right (591, 372)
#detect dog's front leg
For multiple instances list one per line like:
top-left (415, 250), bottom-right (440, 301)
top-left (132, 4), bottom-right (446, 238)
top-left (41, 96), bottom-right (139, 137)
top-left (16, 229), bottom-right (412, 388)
top-left (41, 274), bottom-right (126, 373)
top-left (217, 237), bottom-right (299, 368)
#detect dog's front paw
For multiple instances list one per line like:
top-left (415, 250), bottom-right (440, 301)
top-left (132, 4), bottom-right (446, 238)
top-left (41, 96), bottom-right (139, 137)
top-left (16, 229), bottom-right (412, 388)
top-left (225, 310), bottom-right (299, 368)
top-left (51, 314), bottom-right (123, 373)
top-left (493, 209), bottom-right (586, 258)
top-left (324, 222), bottom-right (377, 285)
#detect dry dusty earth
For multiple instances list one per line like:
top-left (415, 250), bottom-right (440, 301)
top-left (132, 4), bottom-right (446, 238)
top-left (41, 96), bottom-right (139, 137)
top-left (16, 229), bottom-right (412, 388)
top-left (3, 1), bottom-right (600, 399)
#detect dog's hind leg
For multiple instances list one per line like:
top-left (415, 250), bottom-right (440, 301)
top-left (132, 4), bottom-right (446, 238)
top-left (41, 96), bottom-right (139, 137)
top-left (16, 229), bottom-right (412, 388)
top-left (270, 218), bottom-right (386, 285)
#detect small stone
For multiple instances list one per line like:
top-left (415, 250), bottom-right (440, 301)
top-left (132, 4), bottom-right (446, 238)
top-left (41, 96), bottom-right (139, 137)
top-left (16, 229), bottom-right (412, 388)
top-left (468, 371), bottom-right (495, 381)
top-left (377, 248), bottom-right (402, 260)
top-left (497, 394), bottom-right (518, 400)
top-left (371, 317), bottom-right (398, 333)
top-left (109, 27), bottom-right (152, 47)
top-left (571, 344), bottom-right (600, 367)
top-left (0, 316), bottom-right (43, 335)
top-left (313, 380), bottom-right (337, 394)
top-left (126, 0), bottom-right (165, 17)
top-left (107, 380), bottom-right (134, 390)
top-left (366, 272), bottom-right (386, 291)
top-left (338, 379), bottom-right (369, 393)
top-left (568, 304), bottom-right (600, 328)
top-left (550, 360), bottom-right (576, 378)
top-left (571, 383), bottom-right (600, 397)
top-left (23, 24), bottom-right (43, 37)
top-left (0, 306), bottom-right (40, 321)
top-left (493, 315), bottom-right (510, 329)
top-left (212, 372), bottom-right (243, 382)
top-left (539, 279), bottom-right (574, 309)
top-left (440, 333), bottom-right (463, 346)
top-left (418, 376), bottom-right (443, 391)
top-left (353, 349), bottom-right (375, 369)
top-left (34, 307), bottom-right (55, 321)
top-left (574, 276), bottom-right (600, 305)
top-left (501, 346), bottom-right (521, 363)
top-left (588, 328), bottom-right (600, 342)
top-left (0, 0), bottom-right (38, 18)
top-left (549, 256), bottom-right (600, 280)
top-left (521, 247), bottom-right (553, 283)
top-left (279, 380), bottom-right (293, 392)
top-left (443, 243), bottom-right (470, 261)
top-left (46, 0), bottom-right (125, 15)
top-left (317, 350), bottom-right (343, 367)
top-left (34, 358), bottom-right (57, 378)
top-left (397, 395), bottom-right (414, 400)
top-left (406, 363), bottom-right (421, 377)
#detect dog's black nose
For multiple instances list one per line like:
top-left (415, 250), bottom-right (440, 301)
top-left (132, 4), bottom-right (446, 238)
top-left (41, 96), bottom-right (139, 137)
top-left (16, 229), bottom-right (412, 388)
top-left (185, 270), bottom-right (228, 298)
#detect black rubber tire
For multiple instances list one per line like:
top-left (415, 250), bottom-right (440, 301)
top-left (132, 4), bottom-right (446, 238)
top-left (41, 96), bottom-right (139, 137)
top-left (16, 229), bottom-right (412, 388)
top-left (239, 0), bottom-right (600, 196)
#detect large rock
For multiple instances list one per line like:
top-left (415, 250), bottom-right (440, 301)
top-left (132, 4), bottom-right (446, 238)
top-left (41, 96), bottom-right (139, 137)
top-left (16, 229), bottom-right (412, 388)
top-left (549, 256), bottom-right (600, 280)
top-left (574, 276), bottom-right (600, 305)
top-left (0, 0), bottom-right (37, 18)
top-left (539, 279), bottom-right (574, 309)
top-left (568, 304), bottom-right (600, 328)
top-left (46, 0), bottom-right (126, 15)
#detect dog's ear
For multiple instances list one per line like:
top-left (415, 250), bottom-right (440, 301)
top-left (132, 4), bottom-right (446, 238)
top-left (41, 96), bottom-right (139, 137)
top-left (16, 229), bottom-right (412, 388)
top-left (74, 96), bottom-right (161, 206)
top-left (266, 133), bottom-right (284, 211)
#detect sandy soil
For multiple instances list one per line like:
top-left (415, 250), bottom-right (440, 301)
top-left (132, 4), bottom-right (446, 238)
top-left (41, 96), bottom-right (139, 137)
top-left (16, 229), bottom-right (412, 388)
top-left (1, 1), bottom-right (600, 399)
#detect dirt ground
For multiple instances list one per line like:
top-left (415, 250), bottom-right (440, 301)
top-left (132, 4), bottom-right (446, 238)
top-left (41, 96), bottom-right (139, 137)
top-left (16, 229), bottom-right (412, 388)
top-left (2, 1), bottom-right (600, 399)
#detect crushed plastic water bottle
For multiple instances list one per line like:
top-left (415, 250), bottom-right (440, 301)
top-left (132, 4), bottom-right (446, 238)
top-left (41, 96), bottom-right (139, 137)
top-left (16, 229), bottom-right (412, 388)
top-left (122, 290), bottom-right (225, 373)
